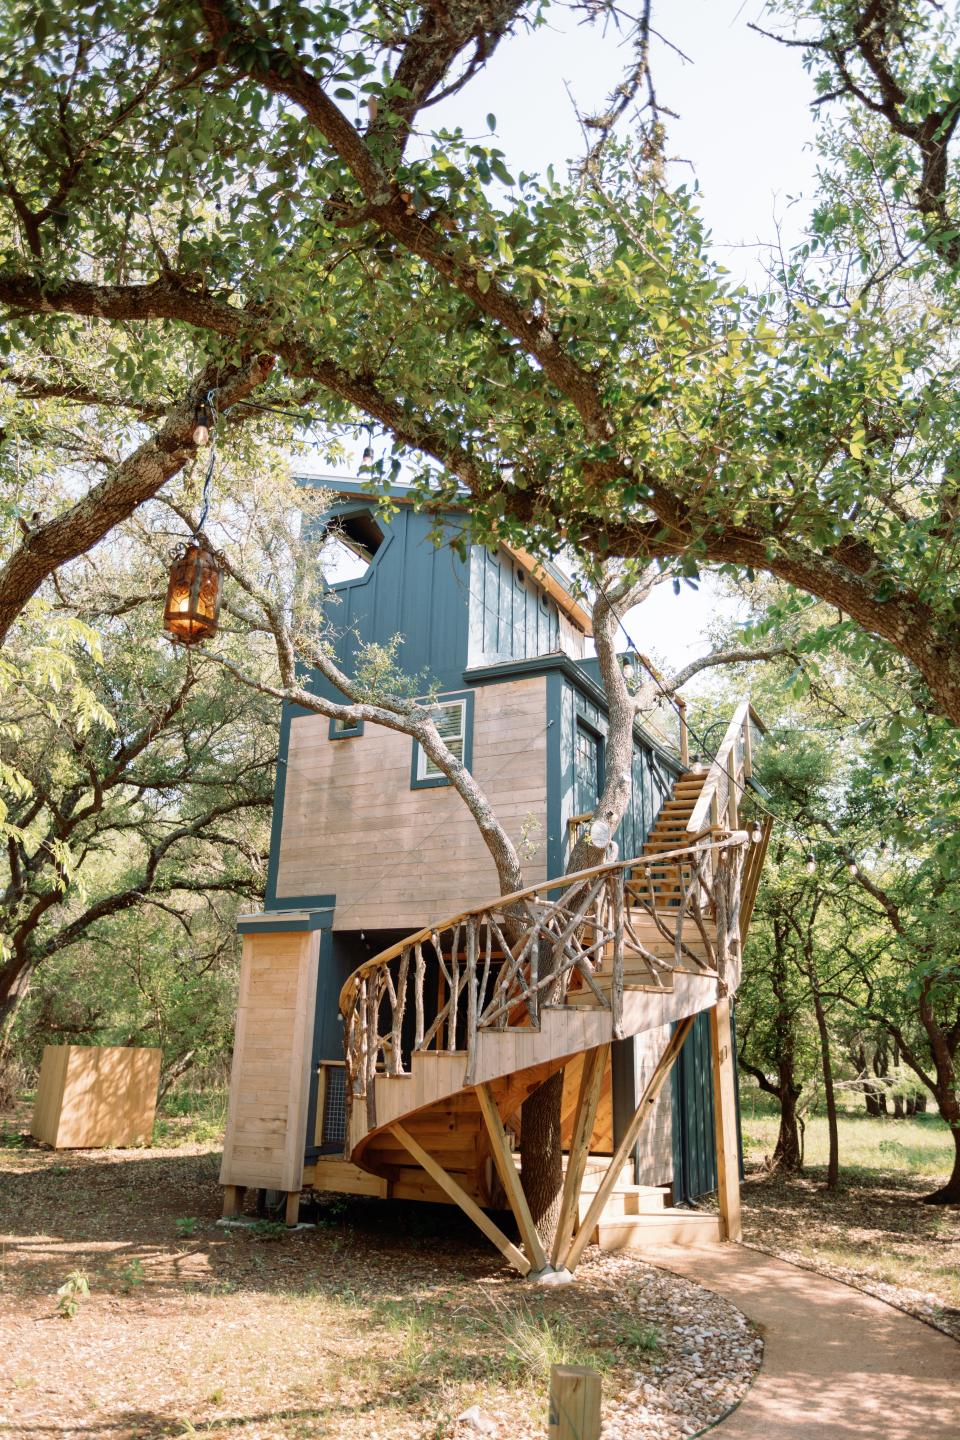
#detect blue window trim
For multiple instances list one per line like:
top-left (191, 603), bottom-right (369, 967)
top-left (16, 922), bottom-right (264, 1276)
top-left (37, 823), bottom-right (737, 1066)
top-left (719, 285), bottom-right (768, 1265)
top-left (329, 715), bottom-right (364, 740)
top-left (410, 689), bottom-right (475, 790)
top-left (574, 715), bottom-right (606, 815)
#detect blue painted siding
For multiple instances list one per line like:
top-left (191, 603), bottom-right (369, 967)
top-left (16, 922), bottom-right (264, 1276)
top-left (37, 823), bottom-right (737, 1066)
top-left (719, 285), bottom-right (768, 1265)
top-left (468, 546), bottom-right (562, 666)
top-left (311, 504), bottom-right (471, 694)
top-left (671, 1006), bottom-right (744, 1202)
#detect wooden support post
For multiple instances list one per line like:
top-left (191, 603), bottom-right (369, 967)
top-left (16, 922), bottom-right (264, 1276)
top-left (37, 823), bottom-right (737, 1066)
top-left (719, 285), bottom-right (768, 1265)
top-left (548, 1364), bottom-right (601, 1440)
top-left (389, 1123), bottom-right (531, 1276)
top-left (475, 1083), bottom-right (549, 1273)
top-left (313, 1064), bottom-right (328, 1148)
top-left (678, 698), bottom-right (690, 769)
top-left (726, 750), bottom-right (738, 829)
top-left (562, 1015), bottom-right (695, 1273)
top-left (221, 1184), bottom-right (245, 1218)
top-left (285, 1190), bottom-right (301, 1227)
top-left (709, 998), bottom-right (742, 1242)
top-left (551, 1045), bottom-right (609, 1268)
top-left (610, 875), bottom-right (624, 1040)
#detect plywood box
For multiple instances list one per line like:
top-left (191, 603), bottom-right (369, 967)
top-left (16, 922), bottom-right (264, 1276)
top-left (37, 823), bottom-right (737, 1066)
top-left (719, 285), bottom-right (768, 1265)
top-left (31, 1045), bottom-right (162, 1149)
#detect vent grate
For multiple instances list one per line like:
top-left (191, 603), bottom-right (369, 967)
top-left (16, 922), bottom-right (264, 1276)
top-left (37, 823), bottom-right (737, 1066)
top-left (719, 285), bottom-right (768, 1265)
top-left (321, 1066), bottom-right (347, 1147)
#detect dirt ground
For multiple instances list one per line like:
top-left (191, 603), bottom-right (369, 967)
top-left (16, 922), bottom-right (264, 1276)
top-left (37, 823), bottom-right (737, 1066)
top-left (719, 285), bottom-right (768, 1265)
top-left (738, 1166), bottom-right (960, 1342)
top-left (0, 1108), bottom-right (760, 1440)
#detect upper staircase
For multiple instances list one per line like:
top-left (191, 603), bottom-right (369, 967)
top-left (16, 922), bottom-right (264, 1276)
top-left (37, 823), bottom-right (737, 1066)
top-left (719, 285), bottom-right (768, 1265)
top-left (333, 700), bottom-right (769, 1276)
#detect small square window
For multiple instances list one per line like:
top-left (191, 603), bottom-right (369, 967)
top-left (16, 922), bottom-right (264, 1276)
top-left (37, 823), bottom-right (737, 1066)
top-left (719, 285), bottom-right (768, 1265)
top-left (329, 714), bottom-right (364, 740)
top-left (417, 699), bottom-right (466, 781)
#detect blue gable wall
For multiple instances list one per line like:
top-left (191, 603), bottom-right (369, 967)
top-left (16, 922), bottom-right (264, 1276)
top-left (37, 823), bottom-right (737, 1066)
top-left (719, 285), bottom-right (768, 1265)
top-left (307, 498), bottom-right (472, 696)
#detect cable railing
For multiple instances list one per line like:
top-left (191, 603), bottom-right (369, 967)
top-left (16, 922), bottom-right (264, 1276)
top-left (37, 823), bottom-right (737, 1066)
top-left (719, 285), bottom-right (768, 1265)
top-left (339, 833), bottom-right (748, 1139)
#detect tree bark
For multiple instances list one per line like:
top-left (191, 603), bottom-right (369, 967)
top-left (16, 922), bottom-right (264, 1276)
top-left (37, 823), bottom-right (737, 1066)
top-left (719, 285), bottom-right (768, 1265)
top-left (925, 1126), bottom-right (960, 1206)
top-left (517, 576), bottom-right (651, 1245)
top-left (519, 1070), bottom-right (566, 1241)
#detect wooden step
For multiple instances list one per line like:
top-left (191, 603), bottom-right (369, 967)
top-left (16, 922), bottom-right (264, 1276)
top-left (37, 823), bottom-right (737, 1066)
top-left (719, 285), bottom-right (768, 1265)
top-left (593, 1209), bottom-right (723, 1252)
top-left (579, 1185), bottom-right (668, 1219)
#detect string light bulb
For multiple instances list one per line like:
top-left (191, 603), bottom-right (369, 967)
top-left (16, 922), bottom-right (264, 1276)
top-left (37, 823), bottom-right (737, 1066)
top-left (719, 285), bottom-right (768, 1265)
top-left (192, 400), bottom-right (213, 447)
top-left (847, 859), bottom-right (859, 877)
top-left (805, 852), bottom-right (816, 874)
top-left (750, 820), bottom-right (763, 844)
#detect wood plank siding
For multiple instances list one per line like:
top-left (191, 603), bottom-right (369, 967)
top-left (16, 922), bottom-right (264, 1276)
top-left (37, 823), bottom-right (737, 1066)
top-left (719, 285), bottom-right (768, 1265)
top-left (219, 929), bottom-right (320, 1191)
top-left (274, 677), bottom-right (549, 930)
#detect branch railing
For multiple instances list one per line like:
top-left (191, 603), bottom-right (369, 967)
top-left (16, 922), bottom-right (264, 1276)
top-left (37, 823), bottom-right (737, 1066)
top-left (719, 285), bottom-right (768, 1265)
top-left (339, 833), bottom-right (748, 1139)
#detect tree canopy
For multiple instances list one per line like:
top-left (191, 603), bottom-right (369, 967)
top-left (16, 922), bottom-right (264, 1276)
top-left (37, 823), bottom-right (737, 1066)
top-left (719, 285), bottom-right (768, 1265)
top-left (2, 0), bottom-right (960, 724)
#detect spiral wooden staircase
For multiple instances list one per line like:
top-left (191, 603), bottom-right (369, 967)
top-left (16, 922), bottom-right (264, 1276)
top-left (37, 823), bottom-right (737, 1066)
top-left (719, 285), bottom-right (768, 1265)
top-left (333, 702), bottom-right (769, 1277)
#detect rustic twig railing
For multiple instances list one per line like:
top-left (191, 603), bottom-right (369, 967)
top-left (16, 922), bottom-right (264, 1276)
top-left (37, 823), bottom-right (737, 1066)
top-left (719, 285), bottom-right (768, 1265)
top-left (339, 833), bottom-right (748, 1139)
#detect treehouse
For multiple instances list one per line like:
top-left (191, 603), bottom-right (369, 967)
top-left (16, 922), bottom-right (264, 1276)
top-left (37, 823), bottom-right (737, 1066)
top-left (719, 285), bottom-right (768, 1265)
top-left (219, 477), bottom-right (771, 1273)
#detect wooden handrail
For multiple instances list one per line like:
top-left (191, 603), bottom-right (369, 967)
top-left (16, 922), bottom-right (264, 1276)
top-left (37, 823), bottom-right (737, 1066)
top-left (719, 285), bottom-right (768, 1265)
top-left (338, 832), bottom-right (751, 1143)
top-left (338, 832), bottom-right (748, 1015)
top-left (686, 701), bottom-right (766, 837)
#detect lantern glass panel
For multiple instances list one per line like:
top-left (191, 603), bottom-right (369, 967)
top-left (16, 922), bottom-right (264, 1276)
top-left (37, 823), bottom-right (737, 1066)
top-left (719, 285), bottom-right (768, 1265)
top-left (163, 543), bottom-right (222, 644)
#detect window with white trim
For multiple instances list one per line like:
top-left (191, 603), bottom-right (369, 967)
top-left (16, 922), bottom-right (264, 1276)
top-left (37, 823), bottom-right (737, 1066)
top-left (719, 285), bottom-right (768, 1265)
top-left (417, 699), bottom-right (467, 781)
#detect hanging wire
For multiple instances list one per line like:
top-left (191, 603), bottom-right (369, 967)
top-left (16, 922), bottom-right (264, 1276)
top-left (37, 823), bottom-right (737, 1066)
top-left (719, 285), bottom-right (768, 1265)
top-left (196, 389), bottom-right (218, 534)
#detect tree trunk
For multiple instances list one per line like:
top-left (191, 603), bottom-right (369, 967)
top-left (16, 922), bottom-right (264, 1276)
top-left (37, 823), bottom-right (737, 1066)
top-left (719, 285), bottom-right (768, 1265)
top-left (772, 1068), bottom-right (804, 1171)
top-left (923, 1125), bottom-right (960, 1205)
top-left (770, 938), bottom-right (803, 1173)
top-left (809, 967), bottom-right (839, 1189)
top-left (517, 581), bottom-right (646, 1246)
top-left (519, 1070), bottom-right (565, 1243)
top-left (858, 1043), bottom-right (885, 1116)
top-left (872, 1042), bottom-right (890, 1115)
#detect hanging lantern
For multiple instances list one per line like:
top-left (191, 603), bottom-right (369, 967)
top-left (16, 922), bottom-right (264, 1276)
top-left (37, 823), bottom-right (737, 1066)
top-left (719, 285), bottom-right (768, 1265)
top-left (163, 539), bottom-right (222, 644)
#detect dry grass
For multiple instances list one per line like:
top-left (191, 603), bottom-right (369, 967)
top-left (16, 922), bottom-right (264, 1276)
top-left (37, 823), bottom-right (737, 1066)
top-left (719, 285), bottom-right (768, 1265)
top-left (0, 1097), bottom-right (757, 1440)
top-left (738, 1102), bottom-right (960, 1339)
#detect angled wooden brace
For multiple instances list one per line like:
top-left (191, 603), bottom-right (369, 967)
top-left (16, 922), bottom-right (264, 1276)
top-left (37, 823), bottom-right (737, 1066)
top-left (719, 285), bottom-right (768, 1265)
top-left (562, 1014), bottom-right (696, 1273)
top-left (551, 1045), bottom-right (610, 1268)
top-left (475, 1083), bottom-right (549, 1273)
top-left (388, 1122), bottom-right (531, 1276)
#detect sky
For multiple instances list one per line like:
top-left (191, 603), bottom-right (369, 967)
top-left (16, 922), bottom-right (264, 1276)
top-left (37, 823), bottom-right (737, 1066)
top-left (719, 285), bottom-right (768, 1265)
top-left (308, 0), bottom-right (823, 675)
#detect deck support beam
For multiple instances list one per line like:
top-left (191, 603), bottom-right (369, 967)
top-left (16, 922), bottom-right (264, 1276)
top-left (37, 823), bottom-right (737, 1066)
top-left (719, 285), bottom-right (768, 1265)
top-left (709, 998), bottom-right (742, 1241)
top-left (475, 1083), bottom-right (549, 1273)
top-left (389, 1122), bottom-right (531, 1276)
top-left (562, 1015), bottom-right (695, 1273)
top-left (221, 1184), bottom-right (245, 1218)
top-left (551, 1045), bottom-right (610, 1267)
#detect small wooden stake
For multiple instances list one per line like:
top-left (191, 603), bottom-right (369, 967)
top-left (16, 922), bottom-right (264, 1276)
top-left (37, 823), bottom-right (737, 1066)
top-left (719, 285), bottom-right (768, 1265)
top-left (548, 1364), bottom-right (601, 1440)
